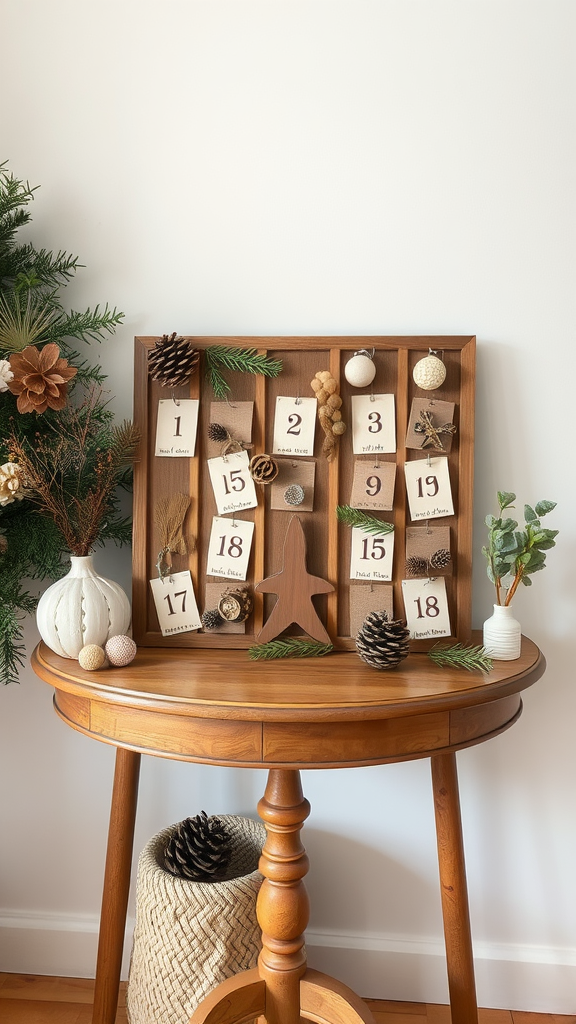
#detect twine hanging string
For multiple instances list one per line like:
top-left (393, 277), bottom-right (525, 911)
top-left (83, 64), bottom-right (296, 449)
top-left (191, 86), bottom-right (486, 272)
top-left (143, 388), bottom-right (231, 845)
top-left (154, 492), bottom-right (193, 578)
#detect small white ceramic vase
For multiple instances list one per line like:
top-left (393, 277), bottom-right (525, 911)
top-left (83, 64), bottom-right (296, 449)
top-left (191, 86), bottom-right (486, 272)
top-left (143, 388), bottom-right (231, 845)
top-left (36, 554), bottom-right (131, 659)
top-left (482, 603), bottom-right (521, 661)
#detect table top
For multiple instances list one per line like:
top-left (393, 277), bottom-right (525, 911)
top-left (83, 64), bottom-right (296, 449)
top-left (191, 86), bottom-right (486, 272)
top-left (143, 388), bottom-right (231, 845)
top-left (31, 635), bottom-right (545, 769)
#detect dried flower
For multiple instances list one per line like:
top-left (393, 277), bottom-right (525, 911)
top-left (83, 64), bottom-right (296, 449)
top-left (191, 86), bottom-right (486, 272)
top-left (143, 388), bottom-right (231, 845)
top-left (8, 343), bottom-right (77, 414)
top-left (7, 389), bottom-right (140, 555)
top-left (0, 359), bottom-right (14, 392)
top-left (0, 462), bottom-right (28, 506)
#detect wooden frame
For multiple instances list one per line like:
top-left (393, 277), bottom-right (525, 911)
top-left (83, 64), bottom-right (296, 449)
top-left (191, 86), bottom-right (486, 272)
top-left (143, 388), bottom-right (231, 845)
top-left (132, 336), bottom-right (475, 651)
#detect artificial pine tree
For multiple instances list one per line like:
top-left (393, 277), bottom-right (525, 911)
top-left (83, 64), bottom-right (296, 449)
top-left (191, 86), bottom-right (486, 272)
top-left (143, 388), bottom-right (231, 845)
top-left (0, 162), bottom-right (126, 684)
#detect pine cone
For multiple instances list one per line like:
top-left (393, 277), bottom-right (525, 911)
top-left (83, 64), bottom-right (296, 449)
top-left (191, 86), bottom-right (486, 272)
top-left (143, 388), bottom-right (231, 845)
top-left (429, 548), bottom-right (451, 570)
top-left (405, 555), bottom-right (428, 577)
top-left (148, 333), bottom-right (200, 387)
top-left (202, 608), bottom-right (223, 630)
top-left (8, 343), bottom-right (77, 414)
top-left (163, 811), bottom-right (233, 881)
top-left (249, 453), bottom-right (278, 484)
top-left (355, 611), bottom-right (410, 670)
top-left (207, 422), bottom-right (229, 443)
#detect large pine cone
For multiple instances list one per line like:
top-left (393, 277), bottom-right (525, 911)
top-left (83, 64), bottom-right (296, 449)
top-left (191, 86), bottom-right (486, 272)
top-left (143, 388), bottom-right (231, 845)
top-left (148, 333), bottom-right (200, 387)
top-left (163, 811), bottom-right (233, 881)
top-left (355, 611), bottom-right (410, 670)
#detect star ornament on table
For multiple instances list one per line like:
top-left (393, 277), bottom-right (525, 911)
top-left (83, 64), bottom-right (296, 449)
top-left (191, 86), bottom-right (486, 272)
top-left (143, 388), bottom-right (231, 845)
top-left (414, 409), bottom-right (456, 451)
top-left (255, 515), bottom-right (334, 645)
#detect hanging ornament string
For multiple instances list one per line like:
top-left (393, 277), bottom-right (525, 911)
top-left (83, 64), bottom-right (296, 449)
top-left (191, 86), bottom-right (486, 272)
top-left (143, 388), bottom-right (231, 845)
top-left (154, 493), bottom-right (193, 579)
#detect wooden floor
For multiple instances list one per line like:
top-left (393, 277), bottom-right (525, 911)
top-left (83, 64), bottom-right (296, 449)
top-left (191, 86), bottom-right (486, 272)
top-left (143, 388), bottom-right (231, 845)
top-left (0, 974), bottom-right (574, 1024)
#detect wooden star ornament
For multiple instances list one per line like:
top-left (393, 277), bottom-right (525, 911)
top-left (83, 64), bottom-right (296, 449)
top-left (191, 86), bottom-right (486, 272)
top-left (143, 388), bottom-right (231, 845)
top-left (255, 515), bottom-right (334, 644)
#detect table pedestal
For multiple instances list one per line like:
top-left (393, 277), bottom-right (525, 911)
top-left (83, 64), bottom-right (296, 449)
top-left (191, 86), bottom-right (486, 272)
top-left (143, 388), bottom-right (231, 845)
top-left (191, 769), bottom-right (377, 1024)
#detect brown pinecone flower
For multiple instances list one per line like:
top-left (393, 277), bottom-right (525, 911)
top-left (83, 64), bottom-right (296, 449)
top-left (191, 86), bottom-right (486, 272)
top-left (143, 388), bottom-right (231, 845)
top-left (8, 343), bottom-right (77, 414)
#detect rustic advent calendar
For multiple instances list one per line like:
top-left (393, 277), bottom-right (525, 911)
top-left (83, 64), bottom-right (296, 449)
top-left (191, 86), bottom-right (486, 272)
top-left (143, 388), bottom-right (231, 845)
top-left (132, 336), bottom-right (475, 652)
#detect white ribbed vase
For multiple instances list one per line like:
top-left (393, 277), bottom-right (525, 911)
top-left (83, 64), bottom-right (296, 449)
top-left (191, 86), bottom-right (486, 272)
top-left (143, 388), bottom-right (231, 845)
top-left (482, 603), bottom-right (521, 661)
top-left (36, 554), bottom-right (131, 659)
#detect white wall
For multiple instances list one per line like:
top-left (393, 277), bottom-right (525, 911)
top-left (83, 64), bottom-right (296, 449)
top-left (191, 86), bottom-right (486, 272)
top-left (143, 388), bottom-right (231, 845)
top-left (1, 0), bottom-right (575, 1013)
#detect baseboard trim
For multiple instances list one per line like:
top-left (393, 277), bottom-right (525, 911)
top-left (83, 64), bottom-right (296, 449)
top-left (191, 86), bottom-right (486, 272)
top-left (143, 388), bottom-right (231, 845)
top-left (1, 911), bottom-right (574, 1013)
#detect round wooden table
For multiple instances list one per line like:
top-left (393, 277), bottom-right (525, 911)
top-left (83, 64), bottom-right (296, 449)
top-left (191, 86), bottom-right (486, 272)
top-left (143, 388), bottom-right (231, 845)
top-left (31, 635), bottom-right (545, 1024)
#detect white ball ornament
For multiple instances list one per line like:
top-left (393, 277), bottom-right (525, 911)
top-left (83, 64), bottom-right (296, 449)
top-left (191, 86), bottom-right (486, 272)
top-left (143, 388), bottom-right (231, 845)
top-left (105, 635), bottom-right (137, 667)
top-left (413, 354), bottom-right (446, 391)
top-left (344, 350), bottom-right (376, 388)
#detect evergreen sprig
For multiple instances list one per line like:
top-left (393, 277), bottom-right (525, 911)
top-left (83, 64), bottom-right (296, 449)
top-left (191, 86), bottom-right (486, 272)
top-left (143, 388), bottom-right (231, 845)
top-left (248, 638), bottom-right (334, 660)
top-left (336, 505), bottom-right (394, 535)
top-left (205, 345), bottom-right (283, 398)
top-left (482, 491), bottom-right (558, 606)
top-left (428, 642), bottom-right (493, 673)
top-left (0, 161), bottom-right (128, 683)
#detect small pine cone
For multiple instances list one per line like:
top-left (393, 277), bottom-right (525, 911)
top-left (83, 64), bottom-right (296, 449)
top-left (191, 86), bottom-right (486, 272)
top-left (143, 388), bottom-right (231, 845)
top-left (429, 548), bottom-right (451, 570)
top-left (202, 608), bottom-right (223, 630)
top-left (148, 333), bottom-right (200, 387)
top-left (249, 453), bottom-right (279, 484)
top-left (355, 611), bottom-right (410, 670)
top-left (207, 422), bottom-right (230, 443)
top-left (163, 811), bottom-right (233, 881)
top-left (405, 555), bottom-right (428, 577)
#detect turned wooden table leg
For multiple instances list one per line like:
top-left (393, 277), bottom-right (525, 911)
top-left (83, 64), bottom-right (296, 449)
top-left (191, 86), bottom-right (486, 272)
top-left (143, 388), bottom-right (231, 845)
top-left (257, 769), bottom-right (311, 1024)
top-left (431, 752), bottom-right (478, 1024)
top-left (92, 747), bottom-right (141, 1024)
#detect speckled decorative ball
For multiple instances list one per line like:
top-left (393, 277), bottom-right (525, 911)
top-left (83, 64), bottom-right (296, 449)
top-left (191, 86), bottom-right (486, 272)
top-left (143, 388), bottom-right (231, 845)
top-left (344, 351), bottom-right (376, 388)
top-left (105, 635), bottom-right (137, 667)
top-left (78, 644), bottom-right (107, 671)
top-left (413, 354), bottom-right (446, 390)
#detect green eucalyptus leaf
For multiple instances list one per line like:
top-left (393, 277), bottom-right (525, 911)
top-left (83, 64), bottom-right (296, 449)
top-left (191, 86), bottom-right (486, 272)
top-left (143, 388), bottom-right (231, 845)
top-left (521, 575), bottom-right (532, 586)
top-left (498, 491), bottom-right (516, 510)
top-left (485, 565), bottom-right (495, 584)
top-left (518, 552), bottom-right (532, 567)
top-left (534, 537), bottom-right (557, 550)
top-left (524, 505), bottom-right (538, 523)
top-left (535, 500), bottom-right (556, 517)
top-left (500, 518), bottom-right (518, 533)
top-left (485, 514), bottom-right (496, 527)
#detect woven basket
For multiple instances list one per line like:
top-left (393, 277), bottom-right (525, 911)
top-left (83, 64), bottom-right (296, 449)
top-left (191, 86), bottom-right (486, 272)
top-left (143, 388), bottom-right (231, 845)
top-left (127, 815), bottom-right (266, 1024)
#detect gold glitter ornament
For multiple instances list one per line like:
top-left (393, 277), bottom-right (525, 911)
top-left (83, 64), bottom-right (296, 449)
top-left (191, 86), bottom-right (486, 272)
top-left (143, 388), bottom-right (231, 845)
top-left (78, 644), bottom-right (107, 671)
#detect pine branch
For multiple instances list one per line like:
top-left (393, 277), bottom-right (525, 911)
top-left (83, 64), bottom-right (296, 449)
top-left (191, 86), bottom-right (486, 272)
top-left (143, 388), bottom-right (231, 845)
top-left (44, 304), bottom-right (124, 344)
top-left (249, 638), bottom-right (333, 660)
top-left (428, 642), bottom-right (493, 673)
top-left (336, 505), bottom-right (394, 535)
top-left (205, 345), bottom-right (283, 398)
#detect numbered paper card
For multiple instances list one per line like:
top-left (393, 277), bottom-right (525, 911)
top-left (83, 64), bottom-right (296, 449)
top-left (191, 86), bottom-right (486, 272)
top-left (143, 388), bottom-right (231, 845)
top-left (351, 395), bottom-right (396, 455)
top-left (349, 459), bottom-right (396, 511)
top-left (150, 570), bottom-right (202, 636)
top-left (402, 577), bottom-right (451, 639)
top-left (206, 516), bottom-right (254, 580)
top-left (350, 527), bottom-right (395, 581)
top-left (155, 400), bottom-right (199, 457)
top-left (208, 451), bottom-right (258, 516)
top-left (404, 457), bottom-right (454, 520)
top-left (272, 397), bottom-right (317, 457)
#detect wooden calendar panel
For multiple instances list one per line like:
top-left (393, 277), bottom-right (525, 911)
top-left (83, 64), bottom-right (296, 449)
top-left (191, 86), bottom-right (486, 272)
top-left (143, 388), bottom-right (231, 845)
top-left (132, 336), bottom-right (475, 651)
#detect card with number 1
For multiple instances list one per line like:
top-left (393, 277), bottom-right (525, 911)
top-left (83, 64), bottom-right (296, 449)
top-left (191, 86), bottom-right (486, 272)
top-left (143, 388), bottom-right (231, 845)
top-left (155, 399), bottom-right (199, 457)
